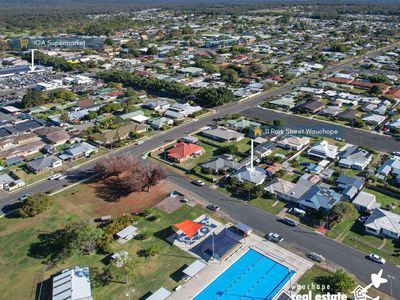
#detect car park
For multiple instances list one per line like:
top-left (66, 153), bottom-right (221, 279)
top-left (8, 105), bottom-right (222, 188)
top-left (267, 233), bottom-right (284, 243)
top-left (367, 254), bottom-right (385, 264)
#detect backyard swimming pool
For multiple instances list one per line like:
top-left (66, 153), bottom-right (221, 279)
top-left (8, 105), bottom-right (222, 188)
top-left (194, 249), bottom-right (295, 300)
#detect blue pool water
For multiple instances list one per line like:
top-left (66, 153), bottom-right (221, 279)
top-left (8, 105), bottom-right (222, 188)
top-left (194, 249), bottom-right (295, 300)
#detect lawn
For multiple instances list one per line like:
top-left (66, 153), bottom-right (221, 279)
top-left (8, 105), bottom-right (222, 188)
top-left (12, 164), bottom-right (67, 185)
top-left (0, 184), bottom-right (213, 300)
top-left (297, 265), bottom-right (334, 295)
top-left (342, 221), bottom-right (400, 266)
top-left (364, 188), bottom-right (400, 214)
top-left (250, 197), bottom-right (287, 215)
top-left (181, 142), bottom-right (220, 170)
top-left (326, 217), bottom-right (357, 240)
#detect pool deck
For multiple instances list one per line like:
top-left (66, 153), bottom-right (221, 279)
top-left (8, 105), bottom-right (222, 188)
top-left (168, 233), bottom-right (313, 300)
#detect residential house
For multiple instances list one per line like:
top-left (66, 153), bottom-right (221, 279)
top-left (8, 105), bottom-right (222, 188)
top-left (376, 157), bottom-right (400, 180)
top-left (264, 178), bottom-right (295, 198)
top-left (337, 110), bottom-right (361, 122)
top-left (353, 191), bottom-right (380, 213)
top-left (202, 127), bottom-right (244, 143)
top-left (364, 208), bottom-right (400, 239)
top-left (26, 155), bottom-right (63, 174)
top-left (0, 140), bottom-right (45, 159)
top-left (201, 155), bottom-right (239, 174)
top-left (52, 266), bottom-right (92, 300)
top-left (295, 100), bottom-right (326, 114)
top-left (150, 117), bottom-right (173, 130)
top-left (226, 119), bottom-right (261, 132)
top-left (362, 114), bottom-right (386, 126)
top-left (90, 123), bottom-right (147, 146)
top-left (307, 140), bottom-right (338, 160)
top-left (279, 173), bottom-right (319, 203)
top-left (232, 166), bottom-right (267, 185)
top-left (338, 146), bottom-right (372, 170)
top-left (336, 175), bottom-right (364, 201)
top-left (59, 142), bottom-right (98, 161)
top-left (266, 163), bottom-right (284, 176)
top-left (299, 186), bottom-right (343, 213)
top-left (277, 136), bottom-right (310, 151)
top-left (167, 142), bottom-right (204, 164)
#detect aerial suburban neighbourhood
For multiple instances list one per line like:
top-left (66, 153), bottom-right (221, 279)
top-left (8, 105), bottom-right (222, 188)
top-left (0, 1), bottom-right (399, 300)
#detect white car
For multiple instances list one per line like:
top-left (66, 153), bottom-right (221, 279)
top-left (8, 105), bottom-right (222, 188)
top-left (267, 232), bottom-right (284, 243)
top-left (57, 174), bottom-right (67, 181)
top-left (367, 254), bottom-right (385, 264)
top-left (18, 193), bottom-right (32, 202)
top-left (49, 173), bottom-right (62, 180)
top-left (192, 180), bottom-right (205, 186)
top-left (393, 151), bottom-right (400, 156)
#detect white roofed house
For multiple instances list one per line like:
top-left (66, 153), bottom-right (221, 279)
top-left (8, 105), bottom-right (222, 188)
top-left (307, 140), bottom-right (338, 160)
top-left (202, 127), bottom-right (245, 143)
top-left (52, 266), bottom-right (92, 300)
top-left (59, 142), bottom-right (98, 161)
top-left (364, 208), bottom-right (400, 239)
top-left (232, 140), bottom-right (267, 185)
top-left (338, 146), bottom-right (372, 170)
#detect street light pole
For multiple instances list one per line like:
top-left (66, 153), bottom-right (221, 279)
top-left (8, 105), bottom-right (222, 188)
top-left (387, 275), bottom-right (395, 300)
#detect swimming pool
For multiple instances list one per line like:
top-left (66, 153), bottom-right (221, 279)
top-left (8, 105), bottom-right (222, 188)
top-left (194, 249), bottom-right (295, 300)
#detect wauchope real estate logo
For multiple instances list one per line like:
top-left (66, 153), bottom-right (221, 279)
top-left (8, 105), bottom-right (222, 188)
top-left (293, 269), bottom-right (388, 300)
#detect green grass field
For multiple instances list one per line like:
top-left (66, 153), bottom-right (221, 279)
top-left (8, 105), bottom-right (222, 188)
top-left (0, 193), bottom-right (212, 300)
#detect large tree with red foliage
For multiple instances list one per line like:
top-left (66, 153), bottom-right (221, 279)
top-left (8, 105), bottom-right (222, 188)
top-left (95, 155), bottom-right (166, 200)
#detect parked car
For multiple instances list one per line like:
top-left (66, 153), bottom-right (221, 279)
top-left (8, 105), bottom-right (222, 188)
top-left (289, 207), bottom-right (306, 217)
top-left (280, 217), bottom-right (299, 227)
top-left (393, 151), bottom-right (400, 156)
top-left (367, 254), bottom-right (385, 264)
top-left (306, 252), bottom-right (326, 263)
top-left (267, 232), bottom-right (284, 243)
top-left (57, 174), bottom-right (67, 181)
top-left (207, 204), bottom-right (220, 212)
top-left (49, 173), bottom-right (62, 180)
top-left (181, 197), bottom-right (189, 203)
top-left (192, 180), bottom-right (205, 186)
top-left (358, 216), bottom-right (368, 223)
top-left (18, 193), bottom-right (32, 202)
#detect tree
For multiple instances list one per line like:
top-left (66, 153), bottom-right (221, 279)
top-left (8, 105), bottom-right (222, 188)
top-left (146, 245), bottom-right (161, 257)
top-left (22, 89), bottom-right (47, 108)
top-left (369, 85), bottom-right (383, 95)
top-left (319, 269), bottom-right (356, 294)
top-left (353, 119), bottom-right (367, 128)
top-left (60, 111), bottom-right (70, 123)
top-left (146, 46), bottom-right (158, 55)
top-left (64, 219), bottom-right (102, 255)
top-left (0, 157), bottom-right (6, 167)
top-left (223, 144), bottom-right (239, 155)
top-left (86, 110), bottom-right (97, 120)
top-left (273, 119), bottom-right (285, 127)
top-left (330, 202), bottom-right (357, 222)
top-left (91, 267), bottom-right (113, 287)
top-left (144, 163), bottom-right (167, 191)
top-left (221, 68), bottom-right (239, 84)
top-left (18, 193), bottom-right (52, 218)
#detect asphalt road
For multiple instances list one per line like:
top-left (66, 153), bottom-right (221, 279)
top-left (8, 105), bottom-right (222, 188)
top-left (241, 107), bottom-right (400, 153)
top-left (1, 43), bottom-right (400, 297)
top-left (167, 172), bottom-right (400, 298)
